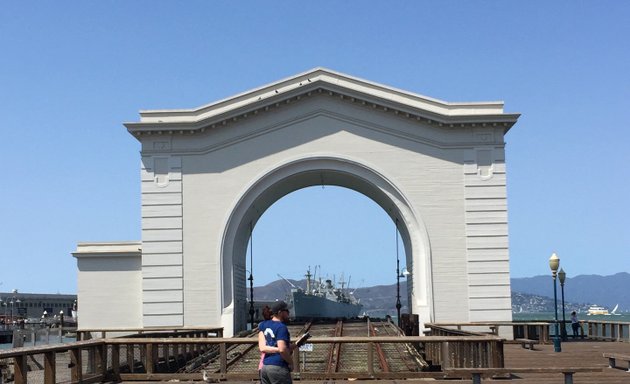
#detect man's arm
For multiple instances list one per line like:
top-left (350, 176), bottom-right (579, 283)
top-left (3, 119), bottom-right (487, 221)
top-left (276, 339), bottom-right (293, 369)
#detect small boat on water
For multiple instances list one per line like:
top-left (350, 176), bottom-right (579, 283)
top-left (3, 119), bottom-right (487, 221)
top-left (282, 268), bottom-right (363, 320)
top-left (610, 304), bottom-right (621, 315)
top-left (586, 305), bottom-right (609, 316)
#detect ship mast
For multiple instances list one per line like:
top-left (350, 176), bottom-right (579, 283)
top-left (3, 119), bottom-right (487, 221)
top-left (305, 268), bottom-right (312, 294)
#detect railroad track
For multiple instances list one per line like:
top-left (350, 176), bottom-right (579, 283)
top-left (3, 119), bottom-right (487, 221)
top-left (183, 319), bottom-right (427, 375)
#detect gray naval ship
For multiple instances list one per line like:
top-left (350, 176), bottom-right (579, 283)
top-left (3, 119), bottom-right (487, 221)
top-left (283, 268), bottom-right (363, 320)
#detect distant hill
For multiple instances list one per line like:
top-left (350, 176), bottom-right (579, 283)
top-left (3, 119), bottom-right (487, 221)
top-left (510, 272), bottom-right (630, 312)
top-left (252, 272), bottom-right (629, 315)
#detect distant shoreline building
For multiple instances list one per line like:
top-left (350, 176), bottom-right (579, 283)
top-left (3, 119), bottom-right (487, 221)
top-left (74, 68), bottom-right (520, 336)
top-left (0, 291), bottom-right (76, 321)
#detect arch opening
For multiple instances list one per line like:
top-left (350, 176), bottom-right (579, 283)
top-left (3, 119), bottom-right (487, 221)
top-left (220, 156), bottom-right (434, 334)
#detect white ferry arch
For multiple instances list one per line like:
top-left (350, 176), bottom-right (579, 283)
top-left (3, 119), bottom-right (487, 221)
top-left (73, 68), bottom-right (520, 336)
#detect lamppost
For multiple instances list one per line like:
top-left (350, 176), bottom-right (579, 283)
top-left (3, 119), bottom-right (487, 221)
top-left (248, 222), bottom-right (255, 330)
top-left (558, 268), bottom-right (567, 341)
top-left (0, 299), bottom-right (5, 328)
top-left (394, 219), bottom-right (404, 328)
top-left (247, 270), bottom-right (255, 329)
top-left (549, 253), bottom-right (562, 352)
top-left (400, 267), bottom-right (411, 329)
top-left (10, 299), bottom-right (21, 324)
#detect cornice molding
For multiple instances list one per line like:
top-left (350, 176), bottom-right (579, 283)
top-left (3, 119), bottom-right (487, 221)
top-left (139, 109), bottom-right (506, 156)
top-left (72, 241), bottom-right (142, 258)
top-left (125, 68), bottom-right (520, 138)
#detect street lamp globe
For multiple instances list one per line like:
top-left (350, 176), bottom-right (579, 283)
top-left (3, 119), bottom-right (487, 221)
top-left (549, 253), bottom-right (560, 276)
top-left (558, 268), bottom-right (566, 284)
top-left (548, 252), bottom-right (562, 352)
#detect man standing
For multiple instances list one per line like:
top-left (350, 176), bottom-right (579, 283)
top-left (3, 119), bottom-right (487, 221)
top-left (570, 311), bottom-right (580, 338)
top-left (259, 301), bottom-right (293, 384)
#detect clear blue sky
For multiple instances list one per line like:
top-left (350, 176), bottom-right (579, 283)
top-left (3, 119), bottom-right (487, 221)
top-left (1, 2), bottom-right (628, 293)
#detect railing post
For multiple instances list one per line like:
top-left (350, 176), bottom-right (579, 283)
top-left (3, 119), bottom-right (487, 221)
top-left (44, 351), bottom-right (56, 384)
top-left (71, 347), bottom-right (83, 383)
top-left (87, 344), bottom-right (96, 374)
top-left (13, 355), bottom-right (27, 384)
top-left (127, 344), bottom-right (135, 372)
top-left (367, 342), bottom-right (374, 376)
top-left (292, 346), bottom-right (300, 373)
top-left (494, 340), bottom-right (504, 368)
top-left (146, 343), bottom-right (154, 374)
top-left (140, 343), bottom-right (147, 371)
top-left (112, 344), bottom-right (120, 380)
top-left (441, 341), bottom-right (450, 369)
top-left (220, 342), bottom-right (227, 374)
top-left (176, 334), bottom-right (182, 361)
top-left (96, 343), bottom-right (107, 378)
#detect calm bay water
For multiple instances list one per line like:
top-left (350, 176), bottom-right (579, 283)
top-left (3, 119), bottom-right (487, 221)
top-left (513, 312), bottom-right (630, 322)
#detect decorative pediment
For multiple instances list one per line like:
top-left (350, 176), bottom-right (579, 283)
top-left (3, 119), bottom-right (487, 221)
top-left (125, 67), bottom-right (519, 138)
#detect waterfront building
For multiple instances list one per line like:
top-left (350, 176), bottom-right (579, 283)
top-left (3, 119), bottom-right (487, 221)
top-left (73, 68), bottom-right (520, 336)
top-left (0, 291), bottom-right (76, 321)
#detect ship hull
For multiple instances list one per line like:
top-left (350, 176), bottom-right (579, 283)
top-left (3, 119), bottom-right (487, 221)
top-left (290, 290), bottom-right (362, 319)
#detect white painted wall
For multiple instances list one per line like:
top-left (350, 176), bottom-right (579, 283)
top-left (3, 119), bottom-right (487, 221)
top-left (72, 242), bottom-right (142, 329)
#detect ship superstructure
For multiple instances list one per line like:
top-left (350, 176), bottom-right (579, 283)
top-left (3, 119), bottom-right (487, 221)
top-left (286, 268), bottom-right (363, 320)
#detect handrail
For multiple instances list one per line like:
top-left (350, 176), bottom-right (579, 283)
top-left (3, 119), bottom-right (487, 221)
top-left (76, 326), bottom-right (223, 332)
top-left (103, 335), bottom-right (502, 344)
top-left (0, 339), bottom-right (104, 358)
top-left (0, 333), bottom-right (505, 383)
top-left (76, 326), bottom-right (224, 341)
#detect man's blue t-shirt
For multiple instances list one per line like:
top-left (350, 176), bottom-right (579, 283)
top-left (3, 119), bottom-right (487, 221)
top-left (259, 319), bottom-right (291, 367)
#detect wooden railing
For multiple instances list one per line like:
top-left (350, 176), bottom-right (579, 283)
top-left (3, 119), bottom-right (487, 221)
top-left (429, 319), bottom-right (630, 344)
top-left (429, 322), bottom-right (552, 343)
top-left (585, 320), bottom-right (630, 342)
top-left (0, 335), bottom-right (505, 382)
top-left (75, 326), bottom-right (223, 341)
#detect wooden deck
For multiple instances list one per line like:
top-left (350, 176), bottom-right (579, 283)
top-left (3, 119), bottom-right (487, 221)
top-left (499, 339), bottom-right (630, 384)
top-left (118, 340), bottom-right (629, 383)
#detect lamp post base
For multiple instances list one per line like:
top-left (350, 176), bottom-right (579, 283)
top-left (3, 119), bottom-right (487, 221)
top-left (553, 336), bottom-right (562, 352)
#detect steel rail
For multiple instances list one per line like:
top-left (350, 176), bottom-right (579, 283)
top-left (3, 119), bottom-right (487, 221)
top-left (369, 321), bottom-right (390, 372)
top-left (326, 320), bottom-right (343, 373)
top-left (377, 320), bottom-right (421, 371)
